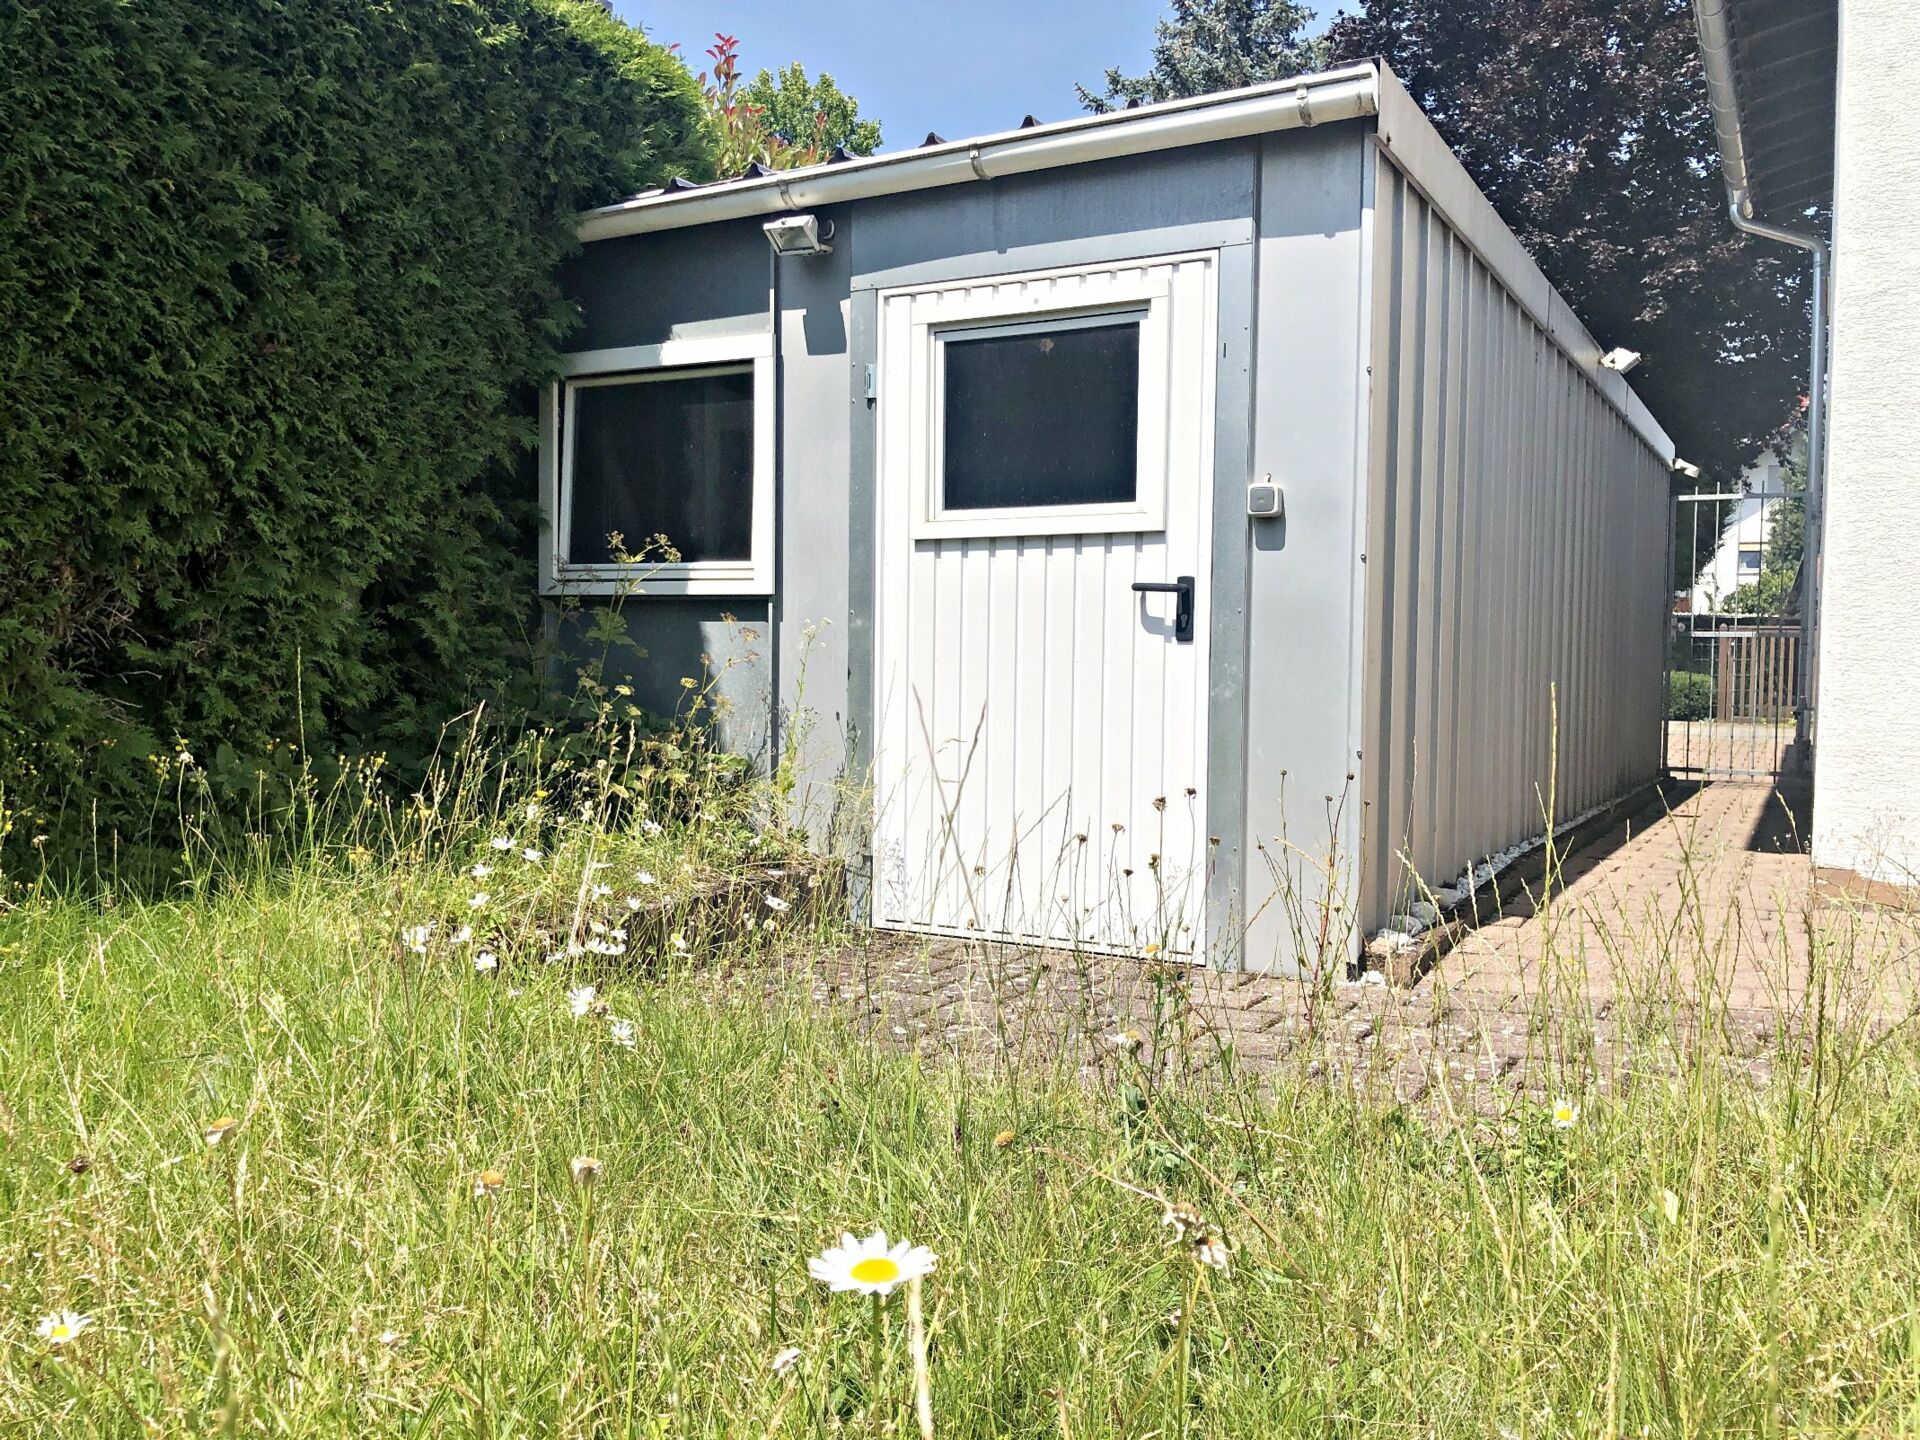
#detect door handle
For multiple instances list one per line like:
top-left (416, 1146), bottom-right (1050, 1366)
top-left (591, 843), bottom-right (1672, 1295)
top-left (1131, 575), bottom-right (1195, 643)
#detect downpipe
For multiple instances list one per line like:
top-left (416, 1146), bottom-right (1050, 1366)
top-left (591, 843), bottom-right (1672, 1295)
top-left (1693, 0), bottom-right (1831, 756)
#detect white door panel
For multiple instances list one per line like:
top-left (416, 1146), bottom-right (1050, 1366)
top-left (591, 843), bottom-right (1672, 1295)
top-left (872, 253), bottom-right (1217, 955)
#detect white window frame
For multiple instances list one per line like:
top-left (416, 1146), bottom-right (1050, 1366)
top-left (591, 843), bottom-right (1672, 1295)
top-left (906, 275), bottom-right (1173, 541)
top-left (540, 333), bottom-right (774, 597)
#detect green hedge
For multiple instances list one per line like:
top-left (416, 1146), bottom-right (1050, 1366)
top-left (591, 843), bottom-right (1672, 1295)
top-left (0, 0), bottom-right (707, 864)
top-left (1668, 671), bottom-right (1714, 722)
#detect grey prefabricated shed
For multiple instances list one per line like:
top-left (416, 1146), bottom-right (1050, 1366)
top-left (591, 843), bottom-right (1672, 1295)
top-left (546, 61), bottom-right (1675, 974)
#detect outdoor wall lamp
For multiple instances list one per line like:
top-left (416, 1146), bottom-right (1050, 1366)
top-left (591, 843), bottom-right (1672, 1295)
top-left (1600, 347), bottom-right (1643, 373)
top-left (763, 213), bottom-right (834, 257)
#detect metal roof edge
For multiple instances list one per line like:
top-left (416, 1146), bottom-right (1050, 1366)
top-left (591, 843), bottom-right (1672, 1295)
top-left (1369, 63), bottom-right (1677, 464)
top-left (576, 63), bottom-right (1384, 243)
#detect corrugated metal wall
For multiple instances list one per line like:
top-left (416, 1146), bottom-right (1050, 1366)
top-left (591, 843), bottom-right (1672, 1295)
top-left (1360, 157), bottom-right (1670, 925)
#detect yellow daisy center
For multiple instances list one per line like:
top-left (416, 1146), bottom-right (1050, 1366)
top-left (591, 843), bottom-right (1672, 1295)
top-left (849, 1257), bottom-right (901, 1285)
top-left (49, 1324), bottom-right (72, 1341)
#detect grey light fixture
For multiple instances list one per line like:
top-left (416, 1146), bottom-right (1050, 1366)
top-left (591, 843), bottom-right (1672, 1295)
top-left (1600, 347), bottom-right (1643, 373)
top-left (763, 213), bottom-right (833, 256)
top-left (1672, 458), bottom-right (1701, 479)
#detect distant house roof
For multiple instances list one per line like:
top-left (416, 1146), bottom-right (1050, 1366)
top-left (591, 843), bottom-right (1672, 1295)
top-left (1694, 0), bottom-right (1837, 223)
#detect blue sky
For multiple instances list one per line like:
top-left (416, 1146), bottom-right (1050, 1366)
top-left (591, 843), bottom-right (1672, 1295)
top-left (614, 1), bottom-right (1336, 154)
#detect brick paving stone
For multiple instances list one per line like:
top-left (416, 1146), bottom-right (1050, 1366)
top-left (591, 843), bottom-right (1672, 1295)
top-left (732, 781), bottom-right (1919, 1110)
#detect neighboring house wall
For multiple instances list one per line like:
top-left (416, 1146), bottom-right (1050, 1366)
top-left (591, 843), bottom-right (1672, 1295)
top-left (1814, 0), bottom-right (1920, 886)
top-left (1690, 455), bottom-right (1786, 613)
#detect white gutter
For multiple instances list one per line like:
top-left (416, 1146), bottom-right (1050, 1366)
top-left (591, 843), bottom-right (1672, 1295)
top-left (1692, 0), bottom-right (1830, 754)
top-left (577, 64), bottom-right (1383, 242)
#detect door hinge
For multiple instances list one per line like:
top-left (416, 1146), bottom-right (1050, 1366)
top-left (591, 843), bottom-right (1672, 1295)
top-left (864, 363), bottom-right (877, 401)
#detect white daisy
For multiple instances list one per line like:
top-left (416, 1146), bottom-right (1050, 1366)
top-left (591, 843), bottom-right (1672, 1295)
top-left (590, 883), bottom-right (612, 900)
top-left (469, 863), bottom-right (492, 879)
top-left (641, 819), bottom-right (663, 836)
top-left (764, 895), bottom-right (790, 914)
top-left (625, 895), bottom-right (644, 912)
top-left (474, 951), bottom-right (499, 973)
top-left (450, 924), bottom-right (473, 944)
top-left (807, 1229), bottom-right (937, 1298)
top-left (401, 923), bottom-right (433, 954)
top-left (36, 1310), bottom-right (92, 1347)
top-left (488, 835), bottom-right (515, 852)
top-left (634, 870), bottom-right (657, 886)
top-left (469, 892), bottom-right (490, 910)
top-left (521, 848), bottom-right (542, 864)
top-left (568, 985), bottom-right (598, 1018)
top-left (609, 1017), bottom-right (636, 1049)
top-left (525, 801), bottom-right (543, 821)
top-left (1551, 1098), bottom-right (1579, 1130)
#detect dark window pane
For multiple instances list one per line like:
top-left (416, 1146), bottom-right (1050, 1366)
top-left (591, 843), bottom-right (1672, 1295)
top-left (566, 368), bottom-right (754, 565)
top-left (941, 318), bottom-right (1140, 510)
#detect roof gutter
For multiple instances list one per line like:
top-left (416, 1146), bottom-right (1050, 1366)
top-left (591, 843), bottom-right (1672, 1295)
top-left (577, 64), bottom-right (1382, 242)
top-left (1692, 0), bottom-right (1830, 753)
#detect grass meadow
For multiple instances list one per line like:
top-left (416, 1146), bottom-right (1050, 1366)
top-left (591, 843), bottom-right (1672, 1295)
top-left (5, 731), bottom-right (1920, 1436)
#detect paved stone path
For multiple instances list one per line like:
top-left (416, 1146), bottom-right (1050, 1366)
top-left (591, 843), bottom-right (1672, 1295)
top-left (754, 781), bottom-right (1920, 1110)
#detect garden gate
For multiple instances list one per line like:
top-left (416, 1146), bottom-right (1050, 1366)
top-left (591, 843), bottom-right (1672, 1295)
top-left (1664, 489), bottom-right (1800, 780)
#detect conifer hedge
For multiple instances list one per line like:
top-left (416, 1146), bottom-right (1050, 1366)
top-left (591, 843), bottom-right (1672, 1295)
top-left (0, 0), bottom-right (706, 861)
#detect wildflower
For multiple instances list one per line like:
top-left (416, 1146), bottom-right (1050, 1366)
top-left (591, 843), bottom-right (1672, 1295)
top-left (807, 1229), bottom-right (937, 1298)
top-left (771, 1346), bottom-right (803, 1377)
top-left (450, 924), bottom-right (474, 945)
top-left (570, 1155), bottom-right (603, 1189)
top-left (469, 863), bottom-right (492, 880)
top-left (401, 924), bottom-right (433, 954)
top-left (590, 883), bottom-right (612, 900)
top-left (36, 1311), bottom-right (92, 1348)
top-left (1143, 942), bottom-right (1163, 958)
top-left (1191, 1228), bottom-right (1231, 1272)
top-left (525, 801), bottom-right (543, 821)
top-left (568, 985), bottom-right (598, 1018)
top-left (521, 848), bottom-right (542, 864)
top-left (1161, 1204), bottom-right (1204, 1241)
top-left (474, 951), bottom-right (499, 973)
top-left (669, 932), bottom-right (691, 956)
top-left (641, 819), bottom-right (663, 836)
top-left (609, 1017), bottom-right (636, 1049)
top-left (1111, 1028), bottom-right (1143, 1053)
top-left (1551, 1098), bottom-right (1579, 1130)
top-left (625, 895), bottom-right (644, 912)
top-left (469, 892), bottom-right (490, 910)
top-left (634, 870), bottom-right (657, 886)
top-left (473, 1169), bottom-right (505, 1198)
top-left (993, 1130), bottom-right (1017, 1149)
top-left (377, 1329), bottom-right (402, 1347)
top-left (764, 895), bottom-right (790, 914)
top-left (489, 836), bottom-right (515, 852)
top-left (203, 1115), bottom-right (239, 1147)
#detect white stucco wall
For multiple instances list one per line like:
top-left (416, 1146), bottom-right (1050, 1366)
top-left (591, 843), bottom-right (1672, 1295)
top-left (1813, 0), bottom-right (1920, 885)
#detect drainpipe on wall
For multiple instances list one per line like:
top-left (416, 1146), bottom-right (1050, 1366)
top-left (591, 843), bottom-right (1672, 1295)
top-left (1693, 0), bottom-right (1831, 761)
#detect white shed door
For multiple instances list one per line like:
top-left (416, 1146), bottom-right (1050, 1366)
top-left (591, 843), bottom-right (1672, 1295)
top-left (871, 252), bottom-right (1218, 956)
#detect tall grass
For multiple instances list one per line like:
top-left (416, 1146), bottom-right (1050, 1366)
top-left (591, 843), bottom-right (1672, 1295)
top-left (5, 726), bottom-right (1920, 1434)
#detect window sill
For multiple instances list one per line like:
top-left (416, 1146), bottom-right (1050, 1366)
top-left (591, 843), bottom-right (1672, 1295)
top-left (541, 561), bottom-right (773, 599)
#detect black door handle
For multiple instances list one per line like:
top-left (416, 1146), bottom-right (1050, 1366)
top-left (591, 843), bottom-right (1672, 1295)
top-left (1131, 575), bottom-right (1195, 643)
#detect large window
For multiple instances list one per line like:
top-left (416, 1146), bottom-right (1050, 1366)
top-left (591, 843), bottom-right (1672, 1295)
top-left (542, 335), bottom-right (773, 596)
